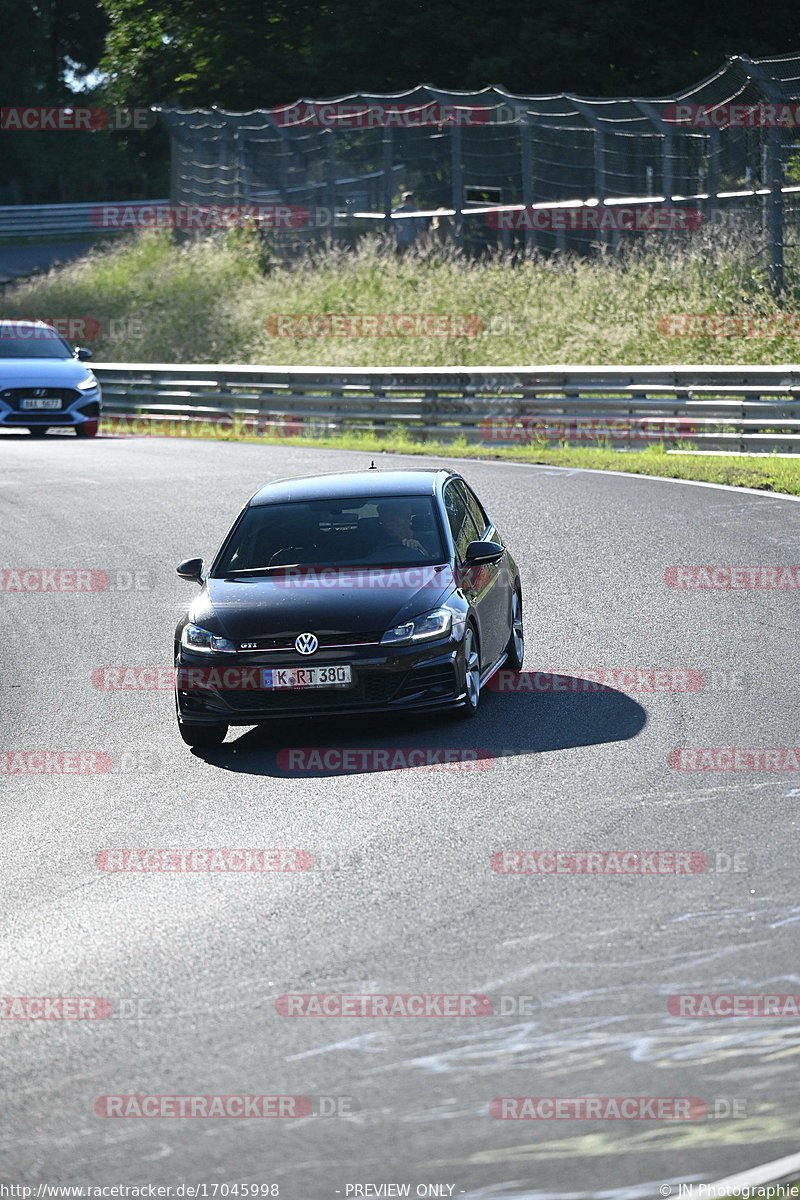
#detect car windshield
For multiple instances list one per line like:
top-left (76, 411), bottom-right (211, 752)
top-left (0, 325), bottom-right (73, 359)
top-left (214, 495), bottom-right (446, 574)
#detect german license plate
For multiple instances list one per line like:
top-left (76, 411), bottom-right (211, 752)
top-left (262, 665), bottom-right (353, 689)
top-left (21, 397), bottom-right (61, 410)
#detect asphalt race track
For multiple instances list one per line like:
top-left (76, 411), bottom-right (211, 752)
top-left (1, 432), bottom-right (799, 1196)
top-left (0, 241), bottom-right (103, 286)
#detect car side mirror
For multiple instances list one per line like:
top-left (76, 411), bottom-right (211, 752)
top-left (176, 557), bottom-right (204, 584)
top-left (75, 347), bottom-right (93, 361)
top-left (464, 540), bottom-right (504, 565)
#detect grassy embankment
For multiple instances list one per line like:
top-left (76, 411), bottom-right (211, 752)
top-left (2, 227), bottom-right (799, 494)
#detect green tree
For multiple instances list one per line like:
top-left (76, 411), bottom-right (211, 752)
top-left (98, 0), bottom-right (800, 108)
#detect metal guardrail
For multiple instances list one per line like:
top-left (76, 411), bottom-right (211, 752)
top-left (0, 201), bottom-right (169, 239)
top-left (92, 363), bottom-right (800, 453)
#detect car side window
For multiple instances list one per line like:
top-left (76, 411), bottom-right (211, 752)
top-left (456, 480), bottom-right (489, 537)
top-left (444, 481), bottom-right (481, 560)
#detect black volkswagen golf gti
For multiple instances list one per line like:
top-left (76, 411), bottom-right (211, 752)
top-left (174, 468), bottom-right (524, 747)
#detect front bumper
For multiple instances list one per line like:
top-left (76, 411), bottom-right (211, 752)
top-left (0, 387), bottom-right (101, 428)
top-left (175, 639), bottom-right (467, 726)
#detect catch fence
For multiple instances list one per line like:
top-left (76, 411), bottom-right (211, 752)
top-left (157, 53), bottom-right (800, 283)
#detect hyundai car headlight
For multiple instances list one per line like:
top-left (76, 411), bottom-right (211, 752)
top-left (77, 376), bottom-right (99, 390)
top-left (181, 623), bottom-right (237, 654)
top-left (381, 606), bottom-right (462, 646)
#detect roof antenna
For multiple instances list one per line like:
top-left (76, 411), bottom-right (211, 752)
top-left (368, 460), bottom-right (377, 470)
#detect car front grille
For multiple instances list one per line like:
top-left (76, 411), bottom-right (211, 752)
top-left (238, 631), bottom-right (382, 653)
top-left (1, 388), bottom-right (78, 413)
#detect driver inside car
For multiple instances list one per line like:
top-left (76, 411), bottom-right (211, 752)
top-left (374, 500), bottom-right (427, 555)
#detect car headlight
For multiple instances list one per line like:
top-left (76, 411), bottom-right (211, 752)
top-left (380, 606), bottom-right (464, 646)
top-left (77, 376), bottom-right (99, 391)
top-left (181, 623), bottom-right (237, 654)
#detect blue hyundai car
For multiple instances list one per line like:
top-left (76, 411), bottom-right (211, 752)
top-left (0, 320), bottom-right (101, 437)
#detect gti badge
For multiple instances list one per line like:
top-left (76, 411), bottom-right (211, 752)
top-left (295, 632), bottom-right (319, 655)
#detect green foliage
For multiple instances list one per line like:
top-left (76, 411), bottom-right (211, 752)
top-left (0, 0), bottom-right (169, 203)
top-left (95, 0), bottom-right (800, 109)
top-left (2, 223), bottom-right (796, 367)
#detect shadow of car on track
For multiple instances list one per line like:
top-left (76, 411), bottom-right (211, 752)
top-left (189, 678), bottom-right (648, 775)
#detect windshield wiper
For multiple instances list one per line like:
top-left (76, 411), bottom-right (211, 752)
top-left (216, 565), bottom-right (287, 576)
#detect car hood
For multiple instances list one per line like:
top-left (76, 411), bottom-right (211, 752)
top-left (193, 567), bottom-right (457, 641)
top-left (0, 359), bottom-right (95, 388)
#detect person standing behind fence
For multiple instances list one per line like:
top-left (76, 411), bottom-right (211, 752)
top-left (393, 192), bottom-right (422, 254)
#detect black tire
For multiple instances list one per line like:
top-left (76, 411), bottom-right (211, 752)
top-left (75, 418), bottom-right (99, 438)
top-left (178, 721), bottom-right (228, 748)
top-left (458, 623), bottom-right (481, 719)
top-left (27, 426), bottom-right (49, 437)
top-left (504, 588), bottom-right (525, 670)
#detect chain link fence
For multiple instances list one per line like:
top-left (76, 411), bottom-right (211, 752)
top-left (157, 52), bottom-right (800, 286)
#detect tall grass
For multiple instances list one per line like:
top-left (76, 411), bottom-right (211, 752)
top-left (1, 224), bottom-right (797, 365)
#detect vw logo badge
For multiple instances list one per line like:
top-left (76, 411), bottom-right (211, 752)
top-left (295, 632), bottom-right (319, 655)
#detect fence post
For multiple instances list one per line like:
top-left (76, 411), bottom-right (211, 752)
top-left (520, 114), bottom-right (535, 255)
top-left (661, 133), bottom-right (674, 202)
top-left (572, 98), bottom-right (608, 251)
top-left (382, 128), bottom-right (394, 235)
top-left (451, 123), bottom-right (463, 248)
top-left (326, 129), bottom-right (337, 243)
top-left (765, 125), bottom-right (784, 297)
top-left (734, 54), bottom-right (789, 297)
top-left (706, 129), bottom-right (720, 223)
